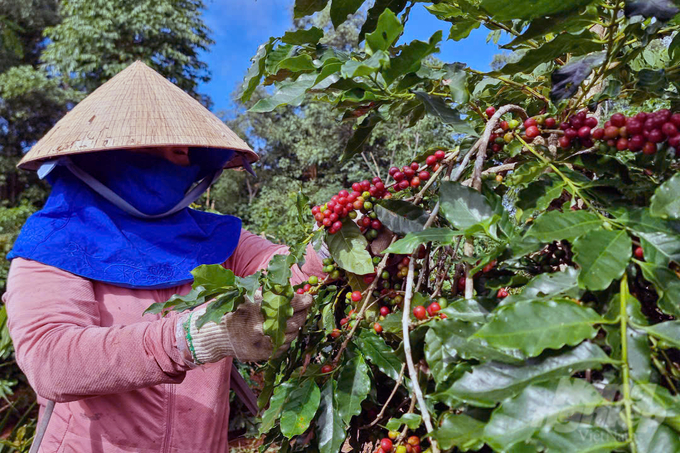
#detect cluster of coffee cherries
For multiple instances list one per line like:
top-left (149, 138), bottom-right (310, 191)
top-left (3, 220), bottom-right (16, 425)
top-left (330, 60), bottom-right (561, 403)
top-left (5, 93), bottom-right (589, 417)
top-left (389, 162), bottom-right (430, 191)
top-left (588, 110), bottom-right (680, 155)
top-left (412, 299), bottom-right (446, 320)
top-left (295, 275), bottom-right (320, 295)
top-left (312, 178), bottom-right (389, 235)
top-left (486, 106), bottom-right (558, 152)
top-left (377, 432), bottom-right (425, 453)
top-left (388, 150), bottom-right (445, 191)
top-left (555, 111), bottom-right (599, 150)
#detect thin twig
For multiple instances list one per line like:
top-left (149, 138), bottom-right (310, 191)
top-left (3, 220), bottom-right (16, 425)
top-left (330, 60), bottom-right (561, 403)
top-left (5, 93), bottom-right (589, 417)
top-left (370, 151), bottom-right (383, 181)
top-left (360, 363), bottom-right (407, 429)
top-left (461, 162), bottom-right (517, 186)
top-left (362, 152), bottom-right (380, 179)
top-left (332, 236), bottom-right (398, 365)
top-left (400, 200), bottom-right (443, 452)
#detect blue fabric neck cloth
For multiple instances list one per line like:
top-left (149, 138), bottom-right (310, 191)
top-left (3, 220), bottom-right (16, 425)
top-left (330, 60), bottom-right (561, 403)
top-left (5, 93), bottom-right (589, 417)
top-left (8, 149), bottom-right (242, 289)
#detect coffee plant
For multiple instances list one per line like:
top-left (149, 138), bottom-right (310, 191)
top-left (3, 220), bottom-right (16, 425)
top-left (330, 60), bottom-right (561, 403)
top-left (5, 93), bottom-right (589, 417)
top-left (155, 0), bottom-right (680, 451)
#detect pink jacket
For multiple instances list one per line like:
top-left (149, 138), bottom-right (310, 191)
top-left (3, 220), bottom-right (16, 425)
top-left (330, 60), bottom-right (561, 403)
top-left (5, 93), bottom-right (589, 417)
top-left (3, 230), bottom-right (323, 453)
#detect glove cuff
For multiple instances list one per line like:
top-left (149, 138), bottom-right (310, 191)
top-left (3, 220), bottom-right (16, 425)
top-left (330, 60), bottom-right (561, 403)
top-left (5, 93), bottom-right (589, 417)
top-left (187, 306), bottom-right (236, 364)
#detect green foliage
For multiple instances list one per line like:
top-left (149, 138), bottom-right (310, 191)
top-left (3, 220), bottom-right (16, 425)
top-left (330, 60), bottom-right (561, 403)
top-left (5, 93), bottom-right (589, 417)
top-left (209, 1), bottom-right (680, 451)
top-left (42, 0), bottom-right (213, 105)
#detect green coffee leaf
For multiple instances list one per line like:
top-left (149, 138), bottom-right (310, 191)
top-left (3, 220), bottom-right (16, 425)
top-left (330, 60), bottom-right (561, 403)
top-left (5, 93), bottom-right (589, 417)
top-left (635, 418), bottom-right (680, 453)
top-left (375, 200), bottom-right (429, 235)
top-left (573, 229), bottom-right (632, 291)
top-left (440, 299), bottom-right (488, 323)
top-left (326, 220), bottom-right (374, 275)
top-left (483, 379), bottom-right (607, 451)
top-left (317, 380), bottom-right (346, 453)
top-left (282, 27), bottom-right (324, 45)
top-left (504, 267), bottom-right (582, 305)
top-left (144, 285), bottom-right (209, 315)
top-left (447, 17), bottom-right (481, 41)
top-left (342, 114), bottom-right (379, 162)
top-left (534, 422), bottom-right (628, 452)
top-left (280, 379), bottom-right (321, 438)
top-left (240, 37), bottom-right (275, 102)
top-left (639, 231), bottom-right (680, 266)
top-left (365, 8), bottom-right (403, 53)
top-left (354, 330), bottom-right (403, 382)
top-left (330, 0), bottom-right (363, 28)
top-left (336, 353), bottom-right (371, 425)
top-left (516, 175), bottom-right (566, 221)
top-left (640, 321), bottom-right (680, 348)
top-left (386, 413), bottom-right (421, 431)
top-left (443, 342), bottom-right (613, 406)
top-left (260, 380), bottom-right (296, 433)
top-left (250, 73), bottom-right (316, 112)
top-left (196, 290), bottom-right (240, 329)
top-left (261, 290), bottom-right (294, 350)
top-left (650, 172), bottom-right (680, 220)
top-left (192, 264), bottom-right (236, 292)
top-left (499, 31), bottom-right (600, 75)
top-left (432, 413), bottom-right (485, 451)
top-left (413, 91), bottom-right (477, 134)
top-left (383, 228), bottom-right (462, 254)
top-left (266, 254), bottom-right (293, 287)
top-left (526, 210), bottom-right (601, 242)
top-left (293, 0), bottom-right (329, 18)
top-left (384, 31), bottom-right (442, 86)
top-left (426, 319), bottom-right (524, 384)
top-left (440, 181), bottom-right (495, 230)
top-left (481, 0), bottom-right (595, 21)
top-left (638, 262), bottom-right (680, 316)
top-left (474, 299), bottom-right (602, 357)
top-left (340, 51), bottom-right (389, 78)
top-left (632, 382), bottom-right (680, 432)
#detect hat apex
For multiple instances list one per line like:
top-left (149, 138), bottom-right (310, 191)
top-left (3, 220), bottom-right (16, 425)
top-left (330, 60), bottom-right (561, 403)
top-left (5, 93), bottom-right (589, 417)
top-left (18, 60), bottom-right (257, 171)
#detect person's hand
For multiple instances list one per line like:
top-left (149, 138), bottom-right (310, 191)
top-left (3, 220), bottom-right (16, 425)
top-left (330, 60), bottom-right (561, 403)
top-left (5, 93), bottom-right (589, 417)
top-left (185, 291), bottom-right (313, 363)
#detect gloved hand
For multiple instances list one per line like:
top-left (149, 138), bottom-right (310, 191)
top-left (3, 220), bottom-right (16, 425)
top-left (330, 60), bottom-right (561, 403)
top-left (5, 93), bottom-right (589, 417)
top-left (184, 291), bottom-right (313, 364)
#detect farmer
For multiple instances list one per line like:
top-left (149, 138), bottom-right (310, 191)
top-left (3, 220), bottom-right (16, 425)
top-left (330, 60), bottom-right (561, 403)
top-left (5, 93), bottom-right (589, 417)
top-left (3, 61), bottom-right (323, 452)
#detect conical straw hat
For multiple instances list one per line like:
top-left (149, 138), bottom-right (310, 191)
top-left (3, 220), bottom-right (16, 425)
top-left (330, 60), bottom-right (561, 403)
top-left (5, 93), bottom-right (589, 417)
top-left (18, 60), bottom-right (257, 171)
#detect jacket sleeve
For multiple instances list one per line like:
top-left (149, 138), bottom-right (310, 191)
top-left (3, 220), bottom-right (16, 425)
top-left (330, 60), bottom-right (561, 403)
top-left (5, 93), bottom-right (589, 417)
top-left (224, 229), bottom-right (325, 285)
top-left (3, 258), bottom-right (190, 403)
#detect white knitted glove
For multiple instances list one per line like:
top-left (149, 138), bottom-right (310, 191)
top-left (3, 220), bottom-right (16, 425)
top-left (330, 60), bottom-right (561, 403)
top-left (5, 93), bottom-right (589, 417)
top-left (184, 291), bottom-right (313, 364)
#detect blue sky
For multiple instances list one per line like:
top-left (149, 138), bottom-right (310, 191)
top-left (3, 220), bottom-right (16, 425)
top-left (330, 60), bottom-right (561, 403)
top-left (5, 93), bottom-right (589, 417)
top-left (199, 0), bottom-right (502, 113)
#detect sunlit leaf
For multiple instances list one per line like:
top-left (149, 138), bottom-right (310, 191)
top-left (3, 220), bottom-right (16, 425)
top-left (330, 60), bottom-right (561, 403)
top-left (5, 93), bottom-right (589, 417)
top-left (432, 413), bottom-right (486, 451)
top-left (481, 0), bottom-right (596, 21)
top-left (383, 228), bottom-right (462, 254)
top-left (440, 181), bottom-right (495, 230)
top-left (474, 299), bottom-right (602, 357)
top-left (280, 379), bottom-right (321, 438)
top-left (293, 0), bottom-right (329, 18)
top-left (282, 27), bottom-right (324, 45)
top-left (261, 290), bottom-right (294, 350)
top-left (317, 380), bottom-right (346, 453)
top-left (526, 210), bottom-right (601, 242)
top-left (650, 172), bottom-right (680, 220)
top-left (326, 220), bottom-right (374, 275)
top-left (443, 342), bottom-right (613, 406)
top-left (375, 200), bottom-right (429, 235)
top-left (336, 352), bottom-right (371, 425)
top-left (365, 8), bottom-right (403, 53)
top-left (483, 379), bottom-right (607, 451)
top-left (573, 229), bottom-right (632, 291)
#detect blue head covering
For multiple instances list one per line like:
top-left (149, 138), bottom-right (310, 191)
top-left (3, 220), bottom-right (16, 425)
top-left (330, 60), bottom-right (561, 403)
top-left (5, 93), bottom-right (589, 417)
top-left (8, 149), bottom-right (242, 289)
